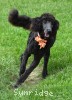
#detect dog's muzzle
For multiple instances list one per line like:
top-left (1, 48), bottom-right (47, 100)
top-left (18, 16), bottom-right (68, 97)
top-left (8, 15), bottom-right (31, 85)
top-left (43, 21), bottom-right (52, 38)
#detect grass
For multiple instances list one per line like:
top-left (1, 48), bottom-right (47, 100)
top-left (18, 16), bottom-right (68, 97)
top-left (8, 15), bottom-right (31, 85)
top-left (0, 0), bottom-right (72, 100)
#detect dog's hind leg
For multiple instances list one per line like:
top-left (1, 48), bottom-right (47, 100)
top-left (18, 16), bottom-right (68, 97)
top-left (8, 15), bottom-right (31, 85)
top-left (19, 49), bottom-right (31, 76)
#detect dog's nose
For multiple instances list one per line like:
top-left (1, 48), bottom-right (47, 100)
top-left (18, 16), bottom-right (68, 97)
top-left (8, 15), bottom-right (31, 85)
top-left (47, 30), bottom-right (52, 34)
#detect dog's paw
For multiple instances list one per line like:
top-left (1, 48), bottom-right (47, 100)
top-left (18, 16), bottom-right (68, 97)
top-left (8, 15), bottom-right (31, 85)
top-left (13, 84), bottom-right (19, 88)
top-left (42, 71), bottom-right (48, 78)
top-left (13, 82), bottom-right (21, 89)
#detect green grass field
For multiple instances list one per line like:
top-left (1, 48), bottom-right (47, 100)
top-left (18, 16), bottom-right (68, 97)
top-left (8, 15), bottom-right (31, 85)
top-left (0, 0), bottom-right (72, 100)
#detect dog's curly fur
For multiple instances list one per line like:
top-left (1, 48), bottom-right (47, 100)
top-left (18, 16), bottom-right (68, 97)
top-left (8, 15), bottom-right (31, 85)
top-left (8, 9), bottom-right (59, 88)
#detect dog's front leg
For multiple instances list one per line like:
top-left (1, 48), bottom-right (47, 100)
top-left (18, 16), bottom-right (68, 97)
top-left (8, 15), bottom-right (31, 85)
top-left (42, 49), bottom-right (50, 78)
top-left (14, 56), bottom-right (41, 88)
top-left (19, 49), bottom-right (31, 76)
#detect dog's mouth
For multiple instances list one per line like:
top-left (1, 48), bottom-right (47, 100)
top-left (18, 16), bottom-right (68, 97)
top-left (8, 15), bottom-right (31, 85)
top-left (43, 29), bottom-right (52, 38)
top-left (34, 31), bottom-right (50, 40)
top-left (44, 32), bottom-right (50, 38)
top-left (44, 32), bottom-right (50, 39)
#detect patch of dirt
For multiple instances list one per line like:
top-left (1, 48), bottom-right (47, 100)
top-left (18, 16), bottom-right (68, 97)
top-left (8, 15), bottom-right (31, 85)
top-left (25, 66), bottom-right (43, 85)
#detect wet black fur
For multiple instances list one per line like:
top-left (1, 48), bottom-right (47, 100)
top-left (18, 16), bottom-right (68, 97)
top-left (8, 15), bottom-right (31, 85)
top-left (8, 9), bottom-right (59, 88)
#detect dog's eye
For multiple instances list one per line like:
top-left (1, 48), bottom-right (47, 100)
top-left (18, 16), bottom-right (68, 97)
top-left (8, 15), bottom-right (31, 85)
top-left (43, 20), bottom-right (47, 24)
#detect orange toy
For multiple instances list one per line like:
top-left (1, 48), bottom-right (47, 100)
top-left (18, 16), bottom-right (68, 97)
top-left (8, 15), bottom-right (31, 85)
top-left (35, 33), bottom-right (47, 49)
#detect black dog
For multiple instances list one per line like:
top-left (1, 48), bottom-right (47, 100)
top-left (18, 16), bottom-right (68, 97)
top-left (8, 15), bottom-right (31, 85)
top-left (8, 9), bottom-right (59, 88)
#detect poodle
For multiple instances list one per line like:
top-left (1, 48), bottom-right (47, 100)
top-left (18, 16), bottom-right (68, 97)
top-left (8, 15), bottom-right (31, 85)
top-left (8, 9), bottom-right (59, 88)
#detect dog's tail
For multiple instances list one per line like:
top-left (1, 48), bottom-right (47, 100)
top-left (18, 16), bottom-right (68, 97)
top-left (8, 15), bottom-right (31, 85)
top-left (8, 9), bottom-right (32, 30)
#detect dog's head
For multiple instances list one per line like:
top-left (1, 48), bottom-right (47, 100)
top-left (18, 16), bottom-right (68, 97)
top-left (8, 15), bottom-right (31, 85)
top-left (30, 13), bottom-right (59, 39)
top-left (8, 10), bottom-right (59, 39)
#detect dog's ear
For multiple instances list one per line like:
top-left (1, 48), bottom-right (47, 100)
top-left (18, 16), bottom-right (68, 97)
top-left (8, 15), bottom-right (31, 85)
top-left (29, 17), bottom-right (42, 32)
top-left (53, 20), bottom-right (59, 30)
top-left (8, 9), bottom-right (32, 30)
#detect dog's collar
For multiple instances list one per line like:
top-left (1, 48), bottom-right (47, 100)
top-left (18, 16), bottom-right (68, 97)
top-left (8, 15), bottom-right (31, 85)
top-left (35, 32), bottom-right (47, 49)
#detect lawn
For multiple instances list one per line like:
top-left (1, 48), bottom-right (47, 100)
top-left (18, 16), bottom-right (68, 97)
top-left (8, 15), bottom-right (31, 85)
top-left (0, 0), bottom-right (72, 100)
